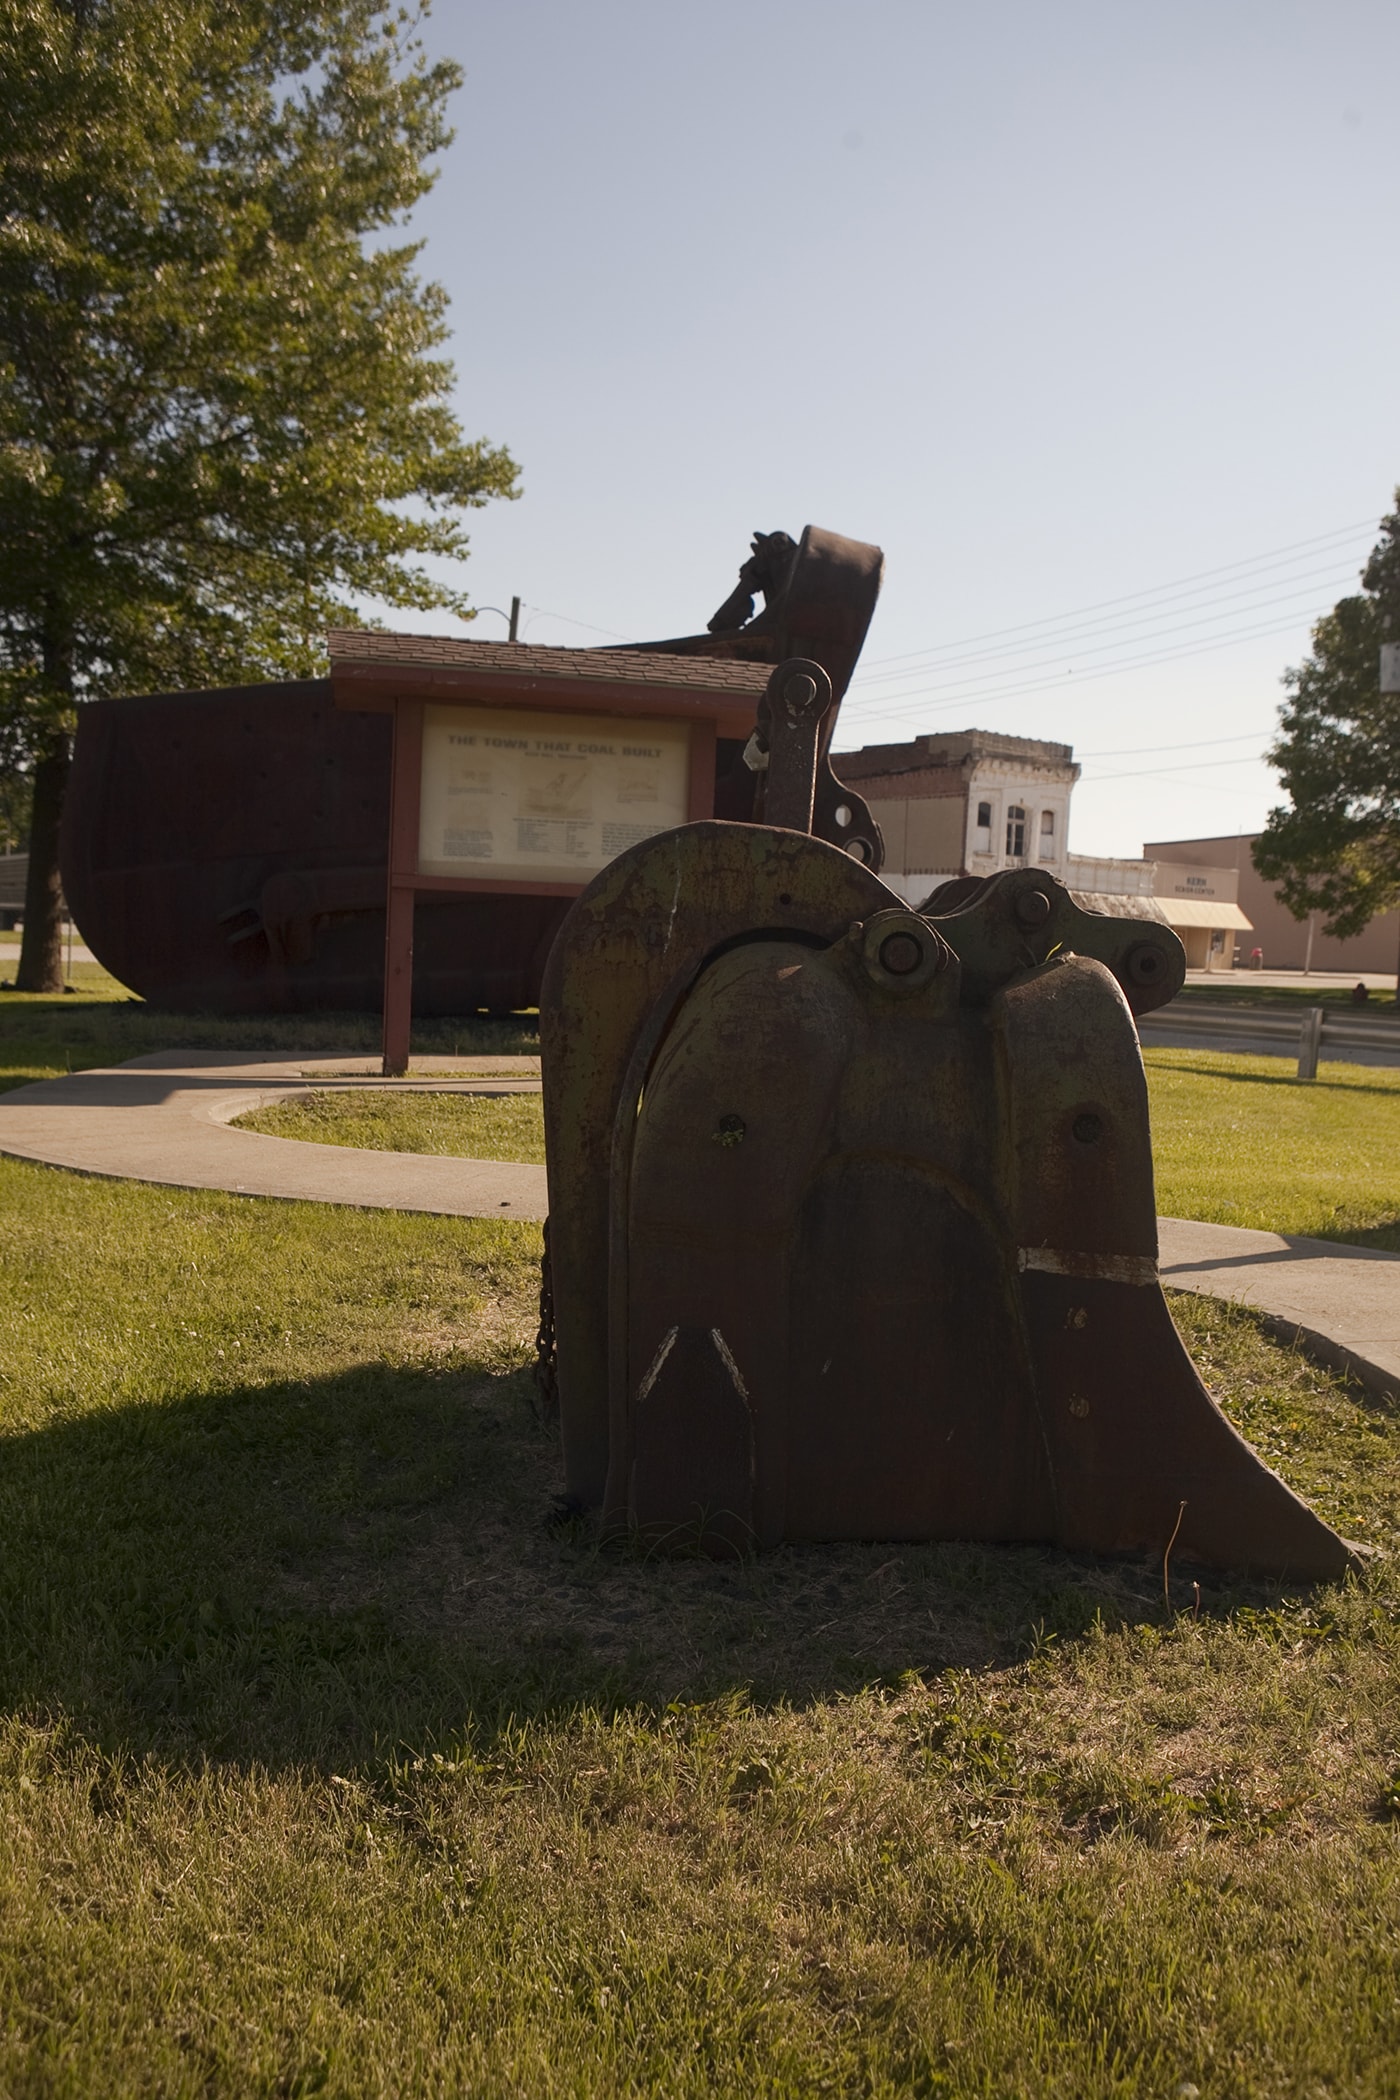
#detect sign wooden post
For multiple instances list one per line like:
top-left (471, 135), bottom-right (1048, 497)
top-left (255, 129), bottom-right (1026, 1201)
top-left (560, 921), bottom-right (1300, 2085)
top-left (382, 696), bottom-right (425, 1077)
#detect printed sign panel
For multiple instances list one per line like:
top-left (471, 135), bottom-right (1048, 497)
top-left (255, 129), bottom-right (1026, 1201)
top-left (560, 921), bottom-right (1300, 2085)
top-left (418, 703), bottom-right (691, 881)
top-left (1381, 642), bottom-right (1400, 694)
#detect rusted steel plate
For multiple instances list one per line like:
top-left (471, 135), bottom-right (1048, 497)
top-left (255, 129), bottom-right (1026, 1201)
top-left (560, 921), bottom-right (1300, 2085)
top-left (540, 819), bottom-right (896, 1508)
top-left (615, 927), bottom-right (1051, 1548)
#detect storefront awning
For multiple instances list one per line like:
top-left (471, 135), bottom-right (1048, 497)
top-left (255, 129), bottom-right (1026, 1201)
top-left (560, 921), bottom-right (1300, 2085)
top-left (1159, 900), bottom-right (1253, 930)
top-left (1069, 890), bottom-right (1169, 923)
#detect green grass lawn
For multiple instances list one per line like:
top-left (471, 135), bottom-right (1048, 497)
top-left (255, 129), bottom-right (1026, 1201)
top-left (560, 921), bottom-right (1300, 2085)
top-left (1145, 1049), bottom-right (1400, 1249)
top-left (0, 1150), bottom-right (1397, 2095)
top-left (235, 1087), bottom-right (547, 1164)
top-left (0, 958), bottom-right (136, 1000)
top-left (1177, 980), bottom-right (1400, 1010)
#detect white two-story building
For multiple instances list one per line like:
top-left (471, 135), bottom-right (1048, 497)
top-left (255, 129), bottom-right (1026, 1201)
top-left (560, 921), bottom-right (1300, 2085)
top-left (834, 729), bottom-right (1079, 904)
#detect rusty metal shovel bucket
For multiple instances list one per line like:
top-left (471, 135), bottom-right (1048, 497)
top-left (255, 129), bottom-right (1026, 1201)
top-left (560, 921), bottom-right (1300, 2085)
top-left (540, 812), bottom-right (1354, 1580)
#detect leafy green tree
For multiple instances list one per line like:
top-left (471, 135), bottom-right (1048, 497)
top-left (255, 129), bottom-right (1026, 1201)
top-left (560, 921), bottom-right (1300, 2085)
top-left (1254, 498), bottom-right (1400, 999)
top-left (0, 0), bottom-right (518, 990)
top-left (0, 765), bottom-right (30, 857)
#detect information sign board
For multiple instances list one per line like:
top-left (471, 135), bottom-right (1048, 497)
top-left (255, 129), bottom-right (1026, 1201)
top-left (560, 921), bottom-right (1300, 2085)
top-left (417, 703), bottom-right (692, 882)
top-left (1381, 642), bottom-right (1400, 694)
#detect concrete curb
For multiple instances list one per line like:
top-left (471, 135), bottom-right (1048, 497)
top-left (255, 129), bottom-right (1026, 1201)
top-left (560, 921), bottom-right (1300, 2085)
top-left (1157, 1217), bottom-right (1400, 1403)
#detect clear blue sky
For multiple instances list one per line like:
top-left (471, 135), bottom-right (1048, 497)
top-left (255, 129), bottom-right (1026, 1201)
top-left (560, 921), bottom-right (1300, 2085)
top-left (395, 0), bottom-right (1400, 858)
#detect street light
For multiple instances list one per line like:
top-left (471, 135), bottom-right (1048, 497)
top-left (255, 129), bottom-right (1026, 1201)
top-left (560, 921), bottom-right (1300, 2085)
top-left (476, 596), bottom-right (522, 642)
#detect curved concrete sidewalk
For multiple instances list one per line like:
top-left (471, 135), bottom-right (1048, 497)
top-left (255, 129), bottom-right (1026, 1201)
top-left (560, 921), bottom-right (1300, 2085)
top-left (1158, 1217), bottom-right (1399, 1403)
top-left (0, 1052), bottom-right (550, 1220)
top-left (1, 1055), bottom-right (1397, 1401)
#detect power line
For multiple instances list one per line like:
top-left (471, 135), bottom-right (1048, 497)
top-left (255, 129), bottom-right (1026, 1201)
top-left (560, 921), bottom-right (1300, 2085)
top-left (845, 574), bottom-right (1347, 718)
top-left (845, 602), bottom-right (1332, 727)
top-left (1081, 753), bottom-right (1272, 785)
top-left (1076, 729), bottom-right (1271, 759)
top-left (1078, 761), bottom-right (1276, 803)
top-left (519, 600), bottom-right (638, 644)
top-left (853, 516), bottom-right (1375, 675)
top-left (841, 607), bottom-right (1328, 728)
top-left (848, 553), bottom-right (1363, 691)
top-left (853, 544), bottom-right (1364, 686)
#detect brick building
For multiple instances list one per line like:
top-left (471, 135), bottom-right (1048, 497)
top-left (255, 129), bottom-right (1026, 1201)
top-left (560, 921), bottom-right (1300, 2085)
top-left (1143, 833), bottom-right (1400, 975)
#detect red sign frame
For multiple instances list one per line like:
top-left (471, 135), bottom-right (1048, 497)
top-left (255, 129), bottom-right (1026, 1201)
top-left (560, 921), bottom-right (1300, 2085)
top-left (330, 634), bottom-right (770, 1073)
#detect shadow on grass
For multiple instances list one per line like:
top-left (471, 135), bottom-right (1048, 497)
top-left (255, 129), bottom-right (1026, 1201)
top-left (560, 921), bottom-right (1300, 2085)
top-left (1144, 1052), bottom-right (1400, 1098)
top-left (1312, 1219), bottom-right (1400, 1253)
top-left (0, 1351), bottom-right (1334, 1776)
top-left (1175, 985), bottom-right (1400, 1009)
top-left (0, 998), bottom-right (539, 1095)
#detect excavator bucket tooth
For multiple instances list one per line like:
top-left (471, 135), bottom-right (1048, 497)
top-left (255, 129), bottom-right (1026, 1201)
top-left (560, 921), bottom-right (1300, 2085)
top-left (541, 812), bottom-right (1356, 1579)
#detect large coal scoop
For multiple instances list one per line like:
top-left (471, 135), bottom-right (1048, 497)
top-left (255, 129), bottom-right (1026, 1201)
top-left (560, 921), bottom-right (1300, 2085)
top-left (540, 666), bottom-right (1356, 1578)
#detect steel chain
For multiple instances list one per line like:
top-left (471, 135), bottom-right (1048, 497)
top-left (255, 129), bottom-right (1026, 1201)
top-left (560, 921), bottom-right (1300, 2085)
top-left (533, 1215), bottom-right (558, 1413)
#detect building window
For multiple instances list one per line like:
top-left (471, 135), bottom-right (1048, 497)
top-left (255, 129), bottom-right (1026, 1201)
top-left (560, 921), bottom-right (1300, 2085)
top-left (974, 799), bottom-right (992, 853)
top-left (1039, 809), bottom-right (1056, 859)
top-left (1005, 805), bottom-right (1026, 859)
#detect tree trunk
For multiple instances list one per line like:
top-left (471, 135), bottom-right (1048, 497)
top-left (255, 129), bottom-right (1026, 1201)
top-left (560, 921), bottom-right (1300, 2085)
top-left (15, 733), bottom-right (72, 993)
